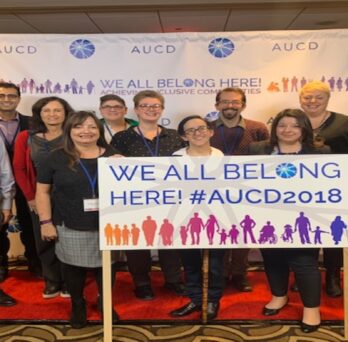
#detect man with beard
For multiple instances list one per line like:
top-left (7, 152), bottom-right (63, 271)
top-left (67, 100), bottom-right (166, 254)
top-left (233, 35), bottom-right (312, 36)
top-left (210, 87), bottom-right (269, 292)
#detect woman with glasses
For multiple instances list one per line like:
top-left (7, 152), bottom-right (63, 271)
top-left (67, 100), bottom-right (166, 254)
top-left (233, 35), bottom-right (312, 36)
top-left (249, 108), bottom-right (327, 333)
top-left (111, 90), bottom-right (186, 301)
top-left (99, 94), bottom-right (137, 143)
top-left (13, 96), bottom-right (73, 299)
top-left (170, 115), bottom-right (224, 321)
top-left (299, 81), bottom-right (348, 298)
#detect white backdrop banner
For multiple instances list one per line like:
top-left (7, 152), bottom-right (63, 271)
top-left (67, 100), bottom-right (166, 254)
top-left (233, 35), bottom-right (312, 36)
top-left (1, 29), bottom-right (347, 128)
top-left (98, 155), bottom-right (348, 250)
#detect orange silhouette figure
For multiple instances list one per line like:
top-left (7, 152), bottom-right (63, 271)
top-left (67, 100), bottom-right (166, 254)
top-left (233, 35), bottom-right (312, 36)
top-left (159, 219), bottom-right (174, 246)
top-left (122, 224), bottom-right (131, 245)
top-left (131, 223), bottom-right (140, 245)
top-left (113, 224), bottom-right (122, 246)
top-left (104, 223), bottom-right (113, 245)
top-left (142, 216), bottom-right (157, 246)
top-left (267, 82), bottom-right (280, 92)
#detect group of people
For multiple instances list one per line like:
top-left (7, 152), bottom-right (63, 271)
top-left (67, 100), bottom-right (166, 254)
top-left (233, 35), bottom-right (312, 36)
top-left (0, 80), bottom-right (346, 332)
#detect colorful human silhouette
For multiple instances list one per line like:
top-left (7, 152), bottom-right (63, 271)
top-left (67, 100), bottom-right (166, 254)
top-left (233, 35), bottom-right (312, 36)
top-left (159, 219), bottom-right (174, 246)
top-left (113, 224), bottom-right (121, 245)
top-left (104, 223), bottom-right (113, 245)
top-left (240, 215), bottom-right (257, 244)
top-left (294, 212), bottom-right (312, 244)
top-left (131, 223), bottom-right (140, 246)
top-left (281, 224), bottom-right (294, 243)
top-left (187, 212), bottom-right (204, 245)
top-left (228, 224), bottom-right (239, 244)
top-left (205, 214), bottom-right (220, 245)
top-left (258, 221), bottom-right (277, 244)
top-left (313, 226), bottom-right (329, 245)
top-left (180, 226), bottom-right (189, 245)
top-left (142, 215), bottom-right (157, 246)
top-left (122, 224), bottom-right (130, 245)
top-left (330, 216), bottom-right (347, 245)
top-left (217, 228), bottom-right (228, 245)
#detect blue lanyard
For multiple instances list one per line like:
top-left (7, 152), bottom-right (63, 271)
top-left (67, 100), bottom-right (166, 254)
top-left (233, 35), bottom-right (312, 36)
top-left (137, 126), bottom-right (160, 157)
top-left (219, 125), bottom-right (242, 155)
top-left (0, 123), bottom-right (20, 151)
top-left (103, 122), bottom-right (114, 140)
top-left (79, 160), bottom-right (97, 197)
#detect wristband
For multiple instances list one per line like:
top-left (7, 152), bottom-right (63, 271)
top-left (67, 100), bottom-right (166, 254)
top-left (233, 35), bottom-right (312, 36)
top-left (39, 219), bottom-right (52, 225)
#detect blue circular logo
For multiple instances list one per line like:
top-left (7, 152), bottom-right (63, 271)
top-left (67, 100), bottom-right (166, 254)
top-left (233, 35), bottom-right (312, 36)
top-left (276, 163), bottom-right (297, 179)
top-left (69, 39), bottom-right (95, 59)
top-left (208, 38), bottom-right (235, 58)
top-left (183, 79), bottom-right (194, 87)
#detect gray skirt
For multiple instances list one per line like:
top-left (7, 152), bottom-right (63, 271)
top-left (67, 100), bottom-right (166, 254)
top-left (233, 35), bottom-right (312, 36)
top-left (55, 224), bottom-right (102, 268)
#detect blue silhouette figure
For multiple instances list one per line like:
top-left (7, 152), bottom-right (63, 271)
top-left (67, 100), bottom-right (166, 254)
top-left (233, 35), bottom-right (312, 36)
top-left (313, 226), bottom-right (329, 245)
top-left (281, 224), bottom-right (294, 243)
top-left (330, 216), bottom-right (347, 245)
top-left (258, 221), bottom-right (277, 244)
top-left (294, 212), bottom-right (312, 244)
top-left (240, 214), bottom-right (257, 244)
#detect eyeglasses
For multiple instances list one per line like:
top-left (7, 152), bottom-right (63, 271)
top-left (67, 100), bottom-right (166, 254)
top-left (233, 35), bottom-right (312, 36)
top-left (218, 100), bottom-right (243, 106)
top-left (184, 125), bottom-right (209, 136)
top-left (0, 94), bottom-right (19, 101)
top-left (101, 105), bottom-right (125, 110)
top-left (137, 104), bottom-right (163, 110)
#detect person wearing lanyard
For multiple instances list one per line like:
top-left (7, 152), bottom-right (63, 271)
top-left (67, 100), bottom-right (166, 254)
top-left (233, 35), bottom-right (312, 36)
top-left (249, 108), bottom-right (325, 333)
top-left (111, 90), bottom-right (186, 301)
top-left (0, 81), bottom-right (41, 282)
top-left (0, 138), bottom-right (16, 306)
top-left (13, 96), bottom-right (73, 299)
top-left (209, 87), bottom-right (269, 293)
top-left (99, 94), bottom-right (138, 144)
top-left (35, 111), bottom-right (121, 329)
top-left (170, 115), bottom-right (224, 320)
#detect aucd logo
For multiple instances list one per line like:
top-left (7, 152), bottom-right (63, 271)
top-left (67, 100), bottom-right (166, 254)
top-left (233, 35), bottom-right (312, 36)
top-left (130, 44), bottom-right (176, 54)
top-left (208, 38), bottom-right (235, 58)
top-left (70, 39), bottom-right (95, 59)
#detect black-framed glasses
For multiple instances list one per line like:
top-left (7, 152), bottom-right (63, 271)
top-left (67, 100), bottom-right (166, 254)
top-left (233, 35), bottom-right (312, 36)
top-left (184, 125), bottom-right (209, 136)
top-left (137, 104), bottom-right (163, 110)
top-left (101, 105), bottom-right (125, 110)
top-left (0, 94), bottom-right (19, 101)
top-left (218, 100), bottom-right (243, 106)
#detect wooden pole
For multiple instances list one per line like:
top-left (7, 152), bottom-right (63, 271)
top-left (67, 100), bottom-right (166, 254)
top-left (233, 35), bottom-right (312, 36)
top-left (102, 250), bottom-right (112, 342)
top-left (201, 249), bottom-right (209, 323)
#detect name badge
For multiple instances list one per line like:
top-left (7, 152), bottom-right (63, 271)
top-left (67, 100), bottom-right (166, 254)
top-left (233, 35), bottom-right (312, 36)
top-left (83, 198), bottom-right (99, 212)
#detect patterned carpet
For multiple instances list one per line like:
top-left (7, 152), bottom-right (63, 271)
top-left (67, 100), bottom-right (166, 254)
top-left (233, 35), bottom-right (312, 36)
top-left (0, 323), bottom-right (346, 341)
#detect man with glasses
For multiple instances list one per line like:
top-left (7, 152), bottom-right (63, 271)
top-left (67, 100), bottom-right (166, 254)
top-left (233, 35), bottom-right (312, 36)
top-left (111, 90), bottom-right (186, 300)
top-left (0, 82), bottom-right (41, 281)
top-left (99, 94), bottom-right (138, 143)
top-left (210, 87), bottom-right (269, 292)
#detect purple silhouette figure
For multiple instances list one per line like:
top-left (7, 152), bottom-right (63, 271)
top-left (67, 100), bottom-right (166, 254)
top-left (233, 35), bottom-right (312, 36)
top-left (187, 213), bottom-right (204, 245)
top-left (86, 80), bottom-right (95, 94)
top-left (205, 214), bottom-right (220, 245)
top-left (328, 77), bottom-right (335, 91)
top-left (228, 224), bottom-right (239, 244)
top-left (29, 79), bottom-right (35, 93)
top-left (240, 215), bottom-right (257, 244)
top-left (330, 216), bottom-right (347, 245)
top-left (180, 226), bottom-right (188, 245)
top-left (159, 219), bottom-right (174, 246)
top-left (345, 77), bottom-right (348, 91)
top-left (313, 226), bottom-right (329, 245)
top-left (258, 221), bottom-right (277, 244)
top-left (281, 224), bottom-right (294, 243)
top-left (218, 229), bottom-right (228, 245)
top-left (300, 77), bottom-right (307, 88)
top-left (291, 76), bottom-right (298, 92)
top-left (70, 78), bottom-right (78, 94)
top-left (294, 212), bottom-right (312, 244)
top-left (337, 77), bottom-right (343, 92)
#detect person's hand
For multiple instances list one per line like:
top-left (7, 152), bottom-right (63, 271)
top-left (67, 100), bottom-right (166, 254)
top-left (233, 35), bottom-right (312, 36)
top-left (28, 200), bottom-right (38, 214)
top-left (1, 209), bottom-right (12, 225)
top-left (40, 223), bottom-right (58, 242)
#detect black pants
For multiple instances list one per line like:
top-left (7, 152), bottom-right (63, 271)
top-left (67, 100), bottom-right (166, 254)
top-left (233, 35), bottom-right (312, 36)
top-left (125, 250), bottom-right (182, 287)
top-left (223, 248), bottom-right (249, 278)
top-left (0, 188), bottom-right (39, 269)
top-left (61, 262), bottom-right (116, 304)
top-left (323, 248), bottom-right (342, 274)
top-left (181, 249), bottom-right (225, 305)
top-left (30, 211), bottom-right (62, 285)
top-left (261, 248), bottom-right (321, 308)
